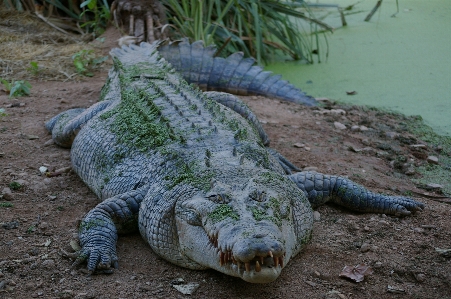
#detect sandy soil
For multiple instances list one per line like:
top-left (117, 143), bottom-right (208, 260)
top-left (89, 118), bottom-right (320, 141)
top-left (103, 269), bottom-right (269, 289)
top-left (1, 22), bottom-right (450, 299)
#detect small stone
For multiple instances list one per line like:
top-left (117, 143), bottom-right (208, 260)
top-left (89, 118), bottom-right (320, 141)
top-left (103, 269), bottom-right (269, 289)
top-left (351, 125), bottom-right (360, 132)
top-left (27, 135), bottom-right (40, 140)
top-left (334, 122), bottom-right (346, 130)
top-left (427, 156), bottom-right (439, 164)
top-left (1, 187), bottom-right (13, 200)
top-left (385, 131), bottom-right (398, 139)
top-left (129, 275), bottom-right (136, 280)
top-left (426, 183), bottom-right (443, 190)
top-left (172, 282), bottom-right (200, 295)
top-left (304, 147), bottom-right (311, 151)
top-left (41, 259), bottom-right (55, 269)
top-left (313, 211), bottom-right (321, 221)
top-left (414, 273), bottom-right (426, 282)
top-left (410, 144), bottom-right (426, 148)
top-left (359, 125), bottom-right (369, 131)
top-left (373, 261), bottom-right (383, 269)
top-left (363, 226), bottom-right (370, 232)
top-left (293, 143), bottom-right (305, 148)
top-left (39, 222), bottom-right (48, 230)
top-left (360, 243), bottom-right (371, 253)
top-left (361, 139), bottom-right (371, 146)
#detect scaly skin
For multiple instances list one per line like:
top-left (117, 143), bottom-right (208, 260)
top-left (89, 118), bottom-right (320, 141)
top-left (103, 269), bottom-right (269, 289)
top-left (46, 41), bottom-right (424, 283)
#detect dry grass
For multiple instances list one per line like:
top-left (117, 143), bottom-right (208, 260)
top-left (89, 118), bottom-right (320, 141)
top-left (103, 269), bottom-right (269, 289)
top-left (0, 8), bottom-right (107, 81)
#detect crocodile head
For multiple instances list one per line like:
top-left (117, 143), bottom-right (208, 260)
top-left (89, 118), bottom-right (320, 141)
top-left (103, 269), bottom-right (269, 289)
top-left (174, 172), bottom-right (313, 283)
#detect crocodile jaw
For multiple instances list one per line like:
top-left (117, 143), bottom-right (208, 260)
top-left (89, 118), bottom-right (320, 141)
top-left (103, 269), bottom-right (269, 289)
top-left (176, 219), bottom-right (294, 283)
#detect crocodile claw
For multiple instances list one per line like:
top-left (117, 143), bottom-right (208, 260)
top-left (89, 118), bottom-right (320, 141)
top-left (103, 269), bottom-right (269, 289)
top-left (71, 246), bottom-right (118, 274)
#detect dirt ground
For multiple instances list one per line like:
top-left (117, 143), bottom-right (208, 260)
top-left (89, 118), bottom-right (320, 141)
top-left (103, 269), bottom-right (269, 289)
top-left (1, 15), bottom-right (451, 299)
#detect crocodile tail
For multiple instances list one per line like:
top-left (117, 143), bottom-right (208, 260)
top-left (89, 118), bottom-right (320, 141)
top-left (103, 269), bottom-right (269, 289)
top-left (158, 39), bottom-right (317, 106)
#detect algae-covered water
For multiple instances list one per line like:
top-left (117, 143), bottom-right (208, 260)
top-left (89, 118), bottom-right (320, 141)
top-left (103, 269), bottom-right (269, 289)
top-left (266, 0), bottom-right (451, 136)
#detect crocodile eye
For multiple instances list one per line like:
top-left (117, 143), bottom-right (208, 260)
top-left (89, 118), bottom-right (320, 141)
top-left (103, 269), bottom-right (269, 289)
top-left (250, 190), bottom-right (266, 202)
top-left (207, 193), bottom-right (230, 204)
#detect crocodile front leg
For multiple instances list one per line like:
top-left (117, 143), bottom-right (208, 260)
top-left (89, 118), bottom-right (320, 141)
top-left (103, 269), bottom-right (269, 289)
top-left (288, 171), bottom-right (425, 216)
top-left (45, 100), bottom-right (114, 148)
top-left (73, 188), bottom-right (146, 273)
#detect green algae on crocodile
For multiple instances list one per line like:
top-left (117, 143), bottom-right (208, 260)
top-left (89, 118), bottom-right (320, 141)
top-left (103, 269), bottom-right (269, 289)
top-left (45, 41), bottom-right (425, 284)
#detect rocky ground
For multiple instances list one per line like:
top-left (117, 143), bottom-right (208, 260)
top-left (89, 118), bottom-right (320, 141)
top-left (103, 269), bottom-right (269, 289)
top-left (1, 76), bottom-right (451, 298)
top-left (0, 19), bottom-right (450, 299)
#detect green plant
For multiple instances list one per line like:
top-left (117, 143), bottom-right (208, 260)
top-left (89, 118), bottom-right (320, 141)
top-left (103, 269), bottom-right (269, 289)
top-left (27, 61), bottom-right (40, 75)
top-left (72, 49), bottom-right (108, 76)
top-left (0, 79), bottom-right (32, 98)
top-left (162, 0), bottom-right (333, 64)
top-left (26, 225), bottom-right (36, 234)
top-left (79, 0), bottom-right (111, 37)
top-left (0, 108), bottom-right (6, 120)
top-left (9, 181), bottom-right (23, 190)
top-left (0, 202), bottom-right (13, 208)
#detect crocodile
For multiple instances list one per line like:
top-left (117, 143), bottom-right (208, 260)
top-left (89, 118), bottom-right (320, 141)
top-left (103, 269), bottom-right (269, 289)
top-left (45, 41), bottom-right (424, 283)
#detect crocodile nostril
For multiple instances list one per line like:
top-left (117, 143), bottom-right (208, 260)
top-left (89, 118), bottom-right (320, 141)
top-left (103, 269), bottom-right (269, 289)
top-left (252, 233), bottom-right (266, 238)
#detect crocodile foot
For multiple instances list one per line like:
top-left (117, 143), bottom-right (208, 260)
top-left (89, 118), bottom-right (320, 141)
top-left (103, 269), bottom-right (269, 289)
top-left (111, 0), bottom-right (168, 44)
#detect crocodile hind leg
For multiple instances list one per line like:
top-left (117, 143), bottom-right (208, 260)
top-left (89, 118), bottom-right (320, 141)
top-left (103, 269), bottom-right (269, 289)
top-left (205, 91), bottom-right (303, 174)
top-left (288, 171), bottom-right (425, 216)
top-left (45, 100), bottom-right (114, 148)
top-left (71, 188), bottom-right (147, 273)
top-left (204, 91), bottom-right (270, 146)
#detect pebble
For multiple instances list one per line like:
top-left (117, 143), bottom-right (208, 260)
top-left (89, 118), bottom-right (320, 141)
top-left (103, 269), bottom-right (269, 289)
top-left (373, 261), bottom-right (383, 269)
top-left (414, 273), bottom-right (426, 282)
top-left (293, 143), bottom-right (305, 148)
top-left (385, 131), bottom-right (399, 139)
top-left (303, 166), bottom-right (318, 172)
top-left (313, 211), bottom-right (321, 221)
top-left (1, 187), bottom-right (13, 200)
top-left (351, 125), bottom-right (360, 132)
top-left (427, 156), bottom-right (439, 164)
top-left (334, 122), bottom-right (346, 130)
top-left (360, 243), bottom-right (371, 253)
top-left (172, 282), bottom-right (200, 295)
top-left (359, 125), bottom-right (369, 131)
top-left (41, 259), bottom-right (55, 269)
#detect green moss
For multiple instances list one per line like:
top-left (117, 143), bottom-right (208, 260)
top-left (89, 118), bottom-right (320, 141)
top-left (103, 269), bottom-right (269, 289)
top-left (79, 219), bottom-right (106, 233)
top-left (208, 204), bottom-right (239, 223)
top-left (166, 160), bottom-right (214, 191)
top-left (8, 181), bottom-right (22, 190)
top-left (100, 88), bottom-right (177, 152)
top-left (0, 202), bottom-right (13, 208)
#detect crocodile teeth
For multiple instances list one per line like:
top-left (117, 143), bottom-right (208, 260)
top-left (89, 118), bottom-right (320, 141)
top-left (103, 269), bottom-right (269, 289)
top-left (268, 251), bottom-right (273, 258)
top-left (279, 257), bottom-right (284, 268)
top-left (220, 251), bottom-right (225, 266)
top-left (255, 261), bottom-right (261, 272)
top-left (273, 256), bottom-right (279, 268)
top-left (245, 262), bottom-right (250, 272)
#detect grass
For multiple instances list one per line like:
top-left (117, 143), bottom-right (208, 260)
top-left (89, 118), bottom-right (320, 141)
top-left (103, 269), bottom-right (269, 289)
top-left (162, 0), bottom-right (333, 64)
top-left (3, 0), bottom-right (332, 65)
top-left (0, 79), bottom-right (32, 98)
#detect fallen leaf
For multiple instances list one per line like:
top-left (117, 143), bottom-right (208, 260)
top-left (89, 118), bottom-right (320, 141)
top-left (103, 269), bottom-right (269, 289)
top-left (339, 264), bottom-right (373, 282)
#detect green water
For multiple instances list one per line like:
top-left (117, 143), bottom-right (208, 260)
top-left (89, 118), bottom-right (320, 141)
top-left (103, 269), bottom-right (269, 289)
top-left (266, 0), bottom-right (451, 136)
